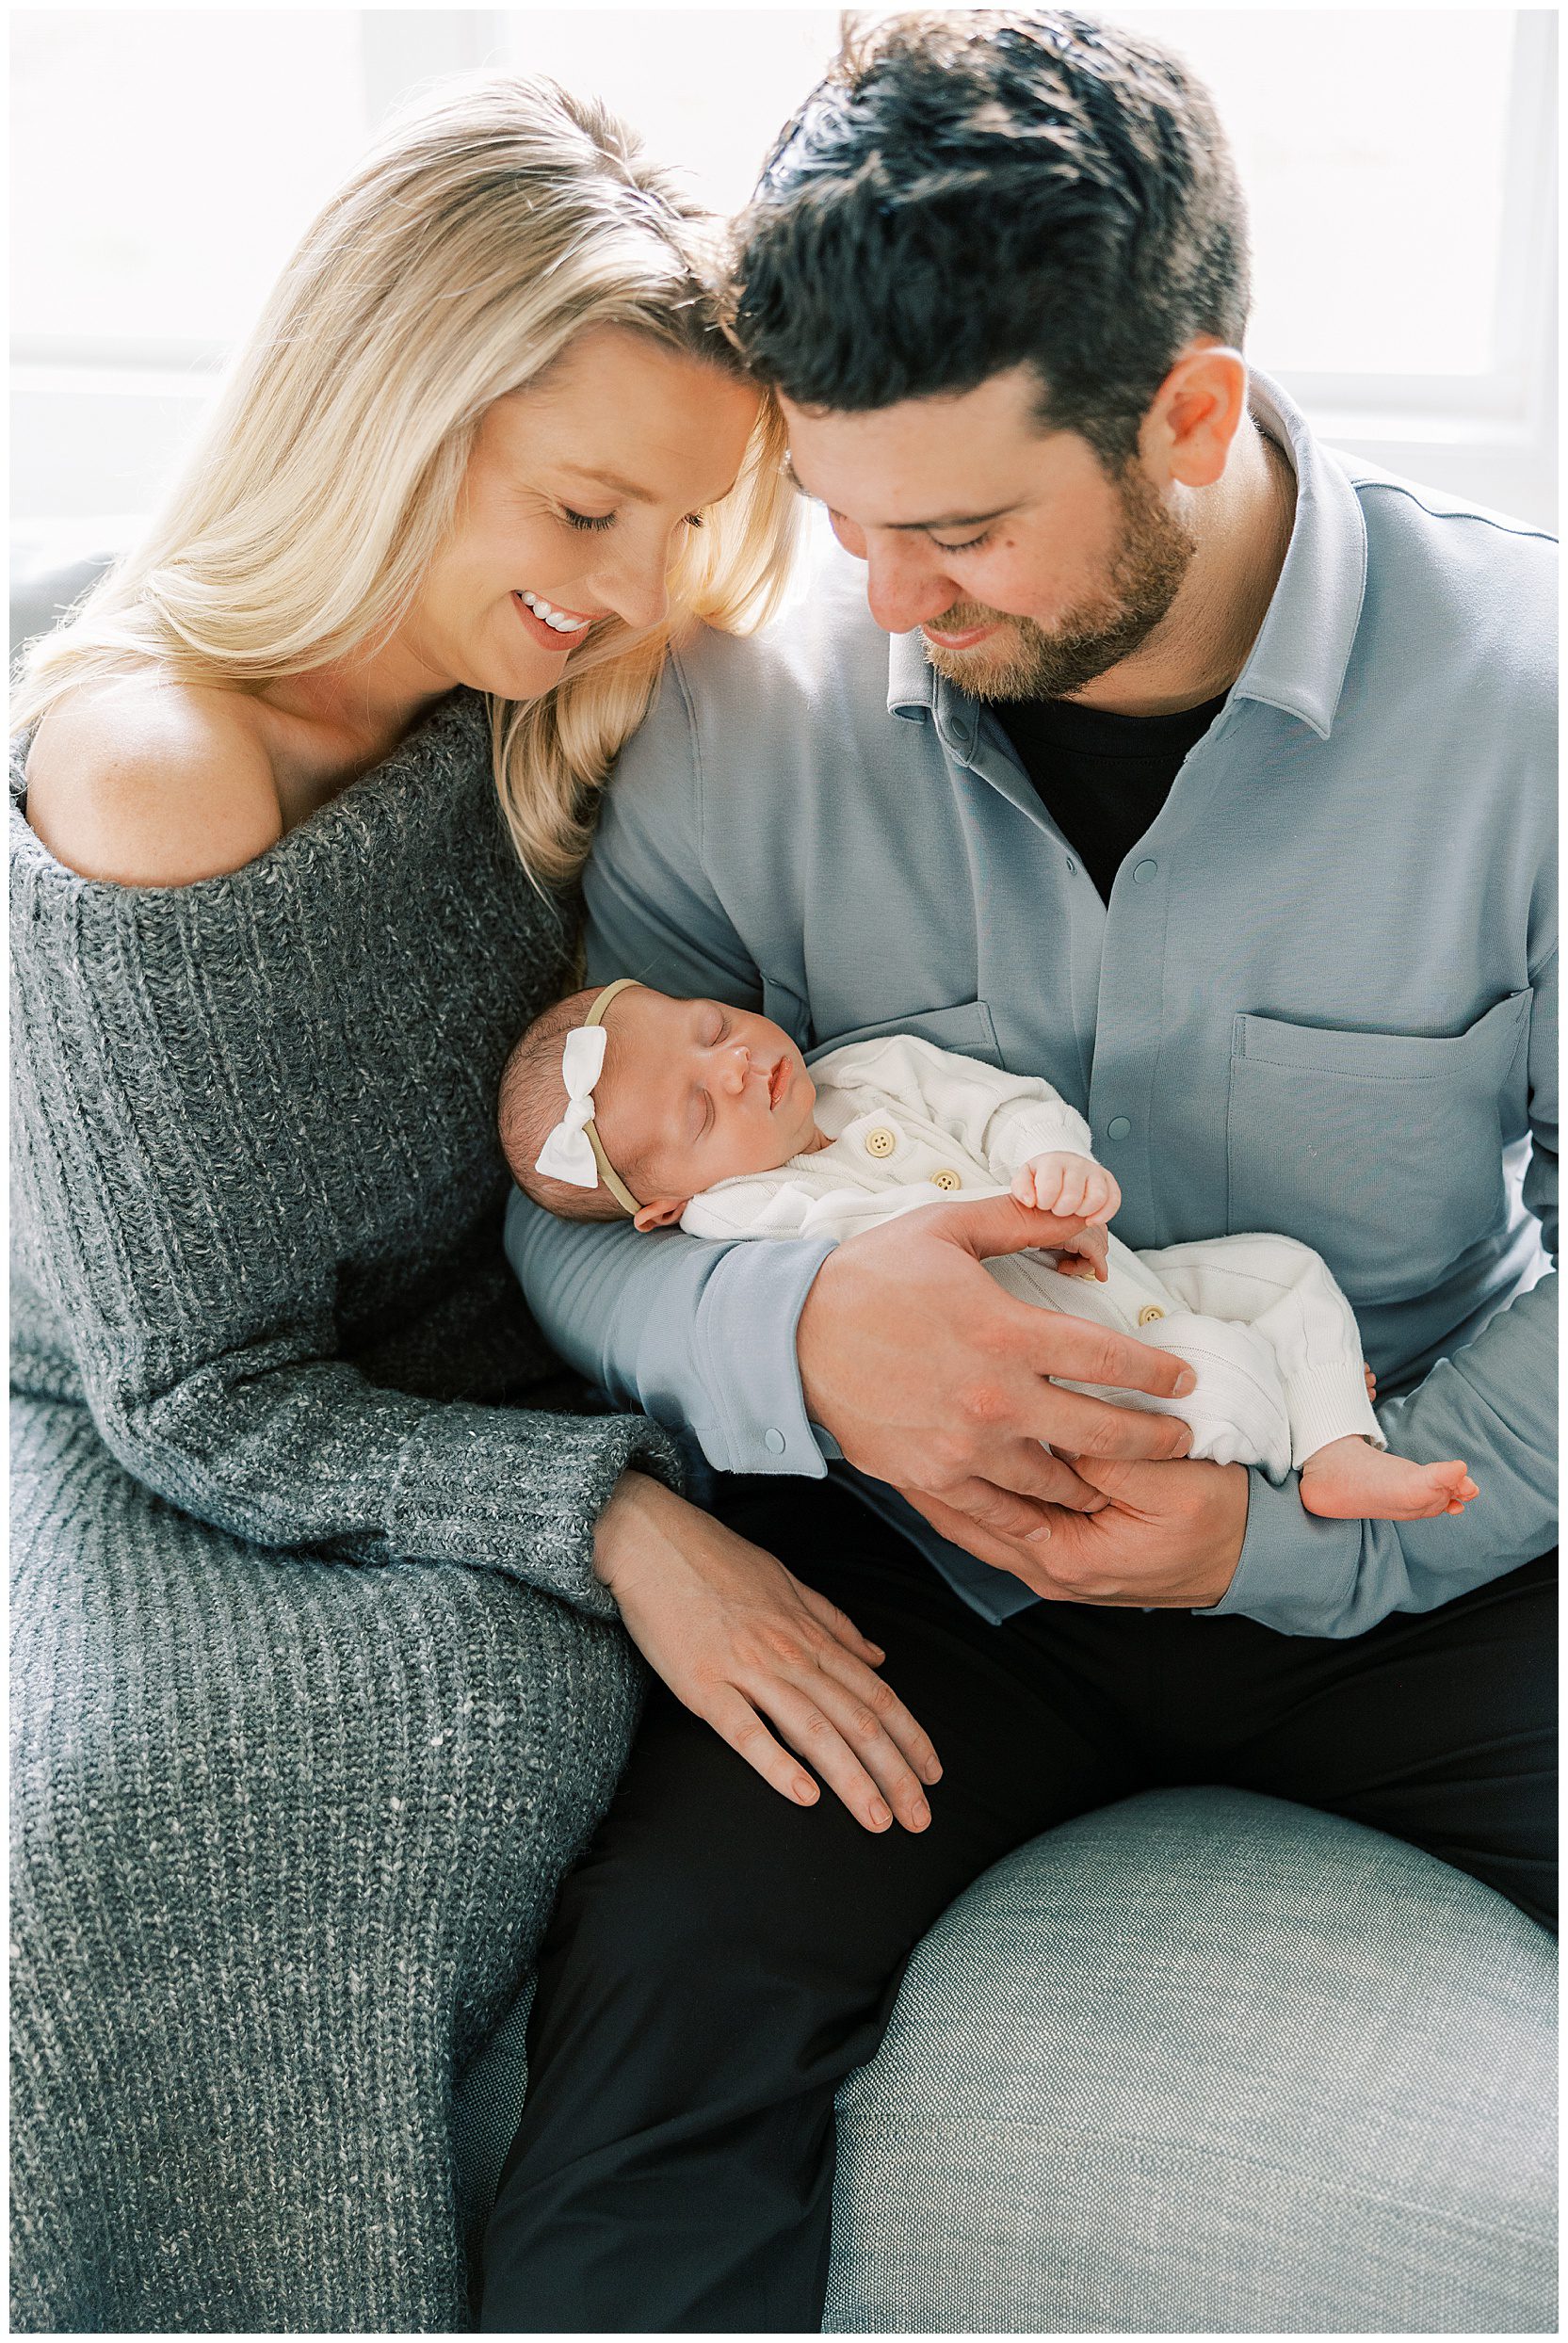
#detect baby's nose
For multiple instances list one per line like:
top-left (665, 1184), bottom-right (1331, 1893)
top-left (718, 1044), bottom-right (752, 1094)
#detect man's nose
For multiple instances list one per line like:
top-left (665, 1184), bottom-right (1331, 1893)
top-left (864, 536), bottom-right (960, 635)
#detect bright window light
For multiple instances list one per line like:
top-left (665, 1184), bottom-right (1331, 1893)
top-left (10, 8), bottom-right (369, 349)
top-left (1110, 9), bottom-right (1516, 378)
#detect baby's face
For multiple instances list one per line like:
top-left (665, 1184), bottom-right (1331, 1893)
top-left (594, 987), bottom-right (817, 1216)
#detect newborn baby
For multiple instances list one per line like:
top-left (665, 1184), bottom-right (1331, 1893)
top-left (501, 978), bottom-right (1477, 1524)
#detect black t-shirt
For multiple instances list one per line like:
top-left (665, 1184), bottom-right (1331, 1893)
top-left (998, 690), bottom-right (1229, 905)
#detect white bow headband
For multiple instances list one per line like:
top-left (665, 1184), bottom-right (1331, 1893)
top-left (533, 978), bottom-right (643, 1216)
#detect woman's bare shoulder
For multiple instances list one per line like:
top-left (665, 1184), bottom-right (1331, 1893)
top-left (23, 673), bottom-right (284, 887)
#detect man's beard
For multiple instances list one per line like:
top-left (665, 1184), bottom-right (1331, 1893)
top-left (920, 460), bottom-right (1198, 703)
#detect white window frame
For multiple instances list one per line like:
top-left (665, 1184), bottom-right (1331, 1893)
top-left (1278, 8), bottom-right (1557, 519)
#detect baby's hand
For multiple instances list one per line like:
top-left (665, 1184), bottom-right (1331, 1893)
top-left (1011, 1152), bottom-right (1121, 1225)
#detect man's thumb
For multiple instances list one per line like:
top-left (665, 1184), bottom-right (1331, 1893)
top-left (940, 1192), bottom-right (1085, 1261)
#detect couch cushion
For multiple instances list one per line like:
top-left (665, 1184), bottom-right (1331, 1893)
top-left (823, 1787), bottom-right (1556, 2334)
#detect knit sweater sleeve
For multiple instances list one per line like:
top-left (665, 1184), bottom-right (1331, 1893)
top-left (10, 746), bottom-right (683, 1619)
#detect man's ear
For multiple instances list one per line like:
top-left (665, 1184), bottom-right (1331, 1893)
top-left (632, 1197), bottom-right (688, 1232)
top-left (1141, 340), bottom-right (1249, 490)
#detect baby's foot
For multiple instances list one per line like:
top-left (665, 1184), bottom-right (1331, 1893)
top-left (1300, 1436), bottom-right (1477, 1521)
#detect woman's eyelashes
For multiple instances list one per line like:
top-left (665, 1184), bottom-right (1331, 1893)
top-left (558, 506), bottom-right (705, 534)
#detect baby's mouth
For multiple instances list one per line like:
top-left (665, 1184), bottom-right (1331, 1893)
top-left (767, 1057), bottom-right (788, 1110)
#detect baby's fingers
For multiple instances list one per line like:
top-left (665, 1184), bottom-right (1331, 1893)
top-left (1055, 1165), bottom-right (1090, 1215)
top-left (702, 1687), bottom-right (821, 1810)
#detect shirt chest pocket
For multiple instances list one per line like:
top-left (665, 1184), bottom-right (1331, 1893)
top-left (1225, 991), bottom-right (1532, 1307)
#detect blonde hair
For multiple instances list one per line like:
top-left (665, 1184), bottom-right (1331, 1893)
top-left (12, 73), bottom-right (798, 883)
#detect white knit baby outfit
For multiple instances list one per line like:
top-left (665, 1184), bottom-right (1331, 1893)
top-left (681, 1034), bottom-right (1383, 1481)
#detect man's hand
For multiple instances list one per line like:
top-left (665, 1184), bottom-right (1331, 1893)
top-left (798, 1193), bottom-right (1198, 1540)
top-left (901, 1453), bottom-right (1250, 1609)
top-left (1050, 1220), bottom-right (1109, 1281)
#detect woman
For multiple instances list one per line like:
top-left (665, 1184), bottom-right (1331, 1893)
top-left (10, 74), bottom-right (934, 2331)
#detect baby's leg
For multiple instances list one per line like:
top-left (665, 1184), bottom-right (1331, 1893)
top-left (986, 1249), bottom-right (1295, 1481)
top-left (1133, 1234), bottom-right (1382, 1470)
top-left (1135, 1234), bottom-right (1474, 1518)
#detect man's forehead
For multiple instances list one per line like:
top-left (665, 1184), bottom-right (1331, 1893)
top-left (780, 371), bottom-right (1075, 527)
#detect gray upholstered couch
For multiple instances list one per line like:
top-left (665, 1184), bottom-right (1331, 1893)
top-left (11, 551), bottom-right (1557, 2332)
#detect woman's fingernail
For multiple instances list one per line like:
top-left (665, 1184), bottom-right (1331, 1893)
top-left (923, 1760), bottom-right (943, 1784)
top-left (796, 1778), bottom-right (816, 1802)
top-left (909, 1801), bottom-right (930, 1829)
top-left (870, 1799), bottom-right (892, 1829)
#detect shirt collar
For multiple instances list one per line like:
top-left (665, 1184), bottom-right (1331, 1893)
top-left (884, 366), bottom-right (1368, 745)
top-left (1232, 369), bottom-right (1366, 739)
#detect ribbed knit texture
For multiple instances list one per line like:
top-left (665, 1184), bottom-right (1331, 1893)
top-left (9, 689), bottom-right (680, 2330)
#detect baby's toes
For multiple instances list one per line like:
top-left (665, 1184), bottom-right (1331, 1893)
top-left (1430, 1460), bottom-right (1475, 1514)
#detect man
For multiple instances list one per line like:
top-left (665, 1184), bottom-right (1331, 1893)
top-left (484, 12), bottom-right (1555, 2328)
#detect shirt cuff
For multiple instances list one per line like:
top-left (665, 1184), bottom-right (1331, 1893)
top-left (1197, 1466), bottom-right (1362, 1637)
top-left (994, 1107), bottom-right (1096, 1173)
top-left (690, 1235), bottom-right (836, 1477)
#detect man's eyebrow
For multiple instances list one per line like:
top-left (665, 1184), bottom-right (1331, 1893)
top-left (784, 467), bottom-right (1015, 533)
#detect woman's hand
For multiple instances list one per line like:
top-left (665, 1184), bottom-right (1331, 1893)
top-left (593, 1471), bottom-right (941, 1834)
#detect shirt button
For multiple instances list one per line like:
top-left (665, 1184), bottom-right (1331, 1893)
top-left (1107, 1116), bottom-right (1132, 1141)
top-left (931, 1168), bottom-right (962, 1192)
top-left (1138, 1303), bottom-right (1165, 1326)
top-left (1133, 859), bottom-right (1158, 884)
top-left (764, 1427), bottom-right (786, 1455)
top-left (865, 1126), bottom-right (897, 1159)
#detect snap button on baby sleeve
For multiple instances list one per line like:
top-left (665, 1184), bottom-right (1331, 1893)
top-left (931, 1168), bottom-right (962, 1191)
top-left (865, 1126), bottom-right (897, 1159)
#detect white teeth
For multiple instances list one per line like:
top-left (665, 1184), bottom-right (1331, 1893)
top-left (521, 590), bottom-right (587, 634)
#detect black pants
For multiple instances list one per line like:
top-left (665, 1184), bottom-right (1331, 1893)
top-left (478, 1477), bottom-right (1556, 2334)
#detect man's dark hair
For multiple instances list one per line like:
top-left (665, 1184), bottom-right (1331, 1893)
top-left (727, 8), bottom-right (1251, 467)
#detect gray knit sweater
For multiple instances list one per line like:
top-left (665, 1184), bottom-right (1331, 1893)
top-left (9, 688), bottom-right (681, 2330)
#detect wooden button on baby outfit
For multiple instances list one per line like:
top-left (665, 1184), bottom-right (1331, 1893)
top-left (1139, 1304), bottom-right (1165, 1326)
top-left (931, 1168), bottom-right (962, 1191)
top-left (864, 1126), bottom-right (897, 1159)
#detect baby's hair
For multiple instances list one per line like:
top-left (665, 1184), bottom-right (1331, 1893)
top-left (499, 989), bottom-right (630, 1222)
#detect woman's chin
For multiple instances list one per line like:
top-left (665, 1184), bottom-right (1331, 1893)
top-left (465, 640), bottom-right (572, 702)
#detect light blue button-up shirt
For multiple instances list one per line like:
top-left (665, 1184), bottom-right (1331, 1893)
top-left (508, 377), bottom-right (1557, 1637)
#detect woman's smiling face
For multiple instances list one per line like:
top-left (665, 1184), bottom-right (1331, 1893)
top-left (399, 324), bottom-right (761, 699)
